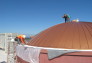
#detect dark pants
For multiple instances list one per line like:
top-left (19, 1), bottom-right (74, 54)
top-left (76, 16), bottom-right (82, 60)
top-left (15, 38), bottom-right (21, 44)
top-left (65, 18), bottom-right (70, 23)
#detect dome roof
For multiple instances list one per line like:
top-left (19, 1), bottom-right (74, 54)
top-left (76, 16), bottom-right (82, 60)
top-left (28, 22), bottom-right (92, 49)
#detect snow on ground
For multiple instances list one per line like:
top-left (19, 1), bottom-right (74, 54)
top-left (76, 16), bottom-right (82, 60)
top-left (0, 48), bottom-right (7, 63)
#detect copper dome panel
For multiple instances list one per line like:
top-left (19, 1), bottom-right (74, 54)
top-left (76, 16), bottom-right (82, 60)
top-left (28, 22), bottom-right (92, 49)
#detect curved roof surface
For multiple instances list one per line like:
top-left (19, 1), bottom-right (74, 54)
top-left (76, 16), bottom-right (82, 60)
top-left (28, 22), bottom-right (92, 49)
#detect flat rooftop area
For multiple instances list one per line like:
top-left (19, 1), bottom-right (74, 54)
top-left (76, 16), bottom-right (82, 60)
top-left (0, 49), bottom-right (7, 63)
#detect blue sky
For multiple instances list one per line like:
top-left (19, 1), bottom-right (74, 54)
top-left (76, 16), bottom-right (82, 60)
top-left (0, 0), bottom-right (92, 35)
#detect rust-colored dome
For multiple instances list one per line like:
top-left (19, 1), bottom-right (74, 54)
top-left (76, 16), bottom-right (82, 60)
top-left (28, 22), bottom-right (92, 49)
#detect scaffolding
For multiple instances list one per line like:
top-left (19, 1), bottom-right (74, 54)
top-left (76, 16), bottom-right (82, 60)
top-left (0, 33), bottom-right (18, 52)
top-left (7, 41), bottom-right (17, 63)
top-left (0, 33), bottom-right (18, 63)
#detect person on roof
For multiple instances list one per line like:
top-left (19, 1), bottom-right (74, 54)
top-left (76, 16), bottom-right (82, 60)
top-left (62, 14), bottom-right (70, 23)
top-left (15, 35), bottom-right (26, 44)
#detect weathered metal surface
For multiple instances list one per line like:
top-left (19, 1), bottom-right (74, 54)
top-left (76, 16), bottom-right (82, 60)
top-left (40, 52), bottom-right (92, 63)
top-left (16, 51), bottom-right (92, 63)
top-left (28, 22), bottom-right (92, 49)
top-left (16, 56), bottom-right (29, 63)
top-left (16, 22), bottom-right (92, 63)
